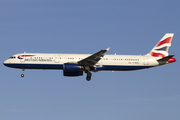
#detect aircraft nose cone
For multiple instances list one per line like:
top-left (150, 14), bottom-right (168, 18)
top-left (3, 59), bottom-right (9, 66)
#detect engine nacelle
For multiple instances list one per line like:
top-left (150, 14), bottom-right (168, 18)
top-left (63, 63), bottom-right (83, 76)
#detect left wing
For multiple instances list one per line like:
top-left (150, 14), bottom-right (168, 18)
top-left (77, 48), bottom-right (110, 66)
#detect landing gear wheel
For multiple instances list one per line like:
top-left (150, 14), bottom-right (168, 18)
top-left (86, 77), bottom-right (91, 81)
top-left (21, 74), bottom-right (24, 78)
top-left (21, 69), bottom-right (25, 78)
top-left (86, 72), bottom-right (92, 81)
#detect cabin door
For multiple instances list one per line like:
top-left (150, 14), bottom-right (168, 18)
top-left (55, 55), bottom-right (59, 63)
top-left (20, 52), bottom-right (25, 62)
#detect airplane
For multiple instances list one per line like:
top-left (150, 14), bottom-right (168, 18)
top-left (3, 33), bottom-right (176, 81)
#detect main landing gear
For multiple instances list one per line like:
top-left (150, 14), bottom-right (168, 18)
top-left (21, 69), bottom-right (25, 78)
top-left (85, 70), bottom-right (92, 81)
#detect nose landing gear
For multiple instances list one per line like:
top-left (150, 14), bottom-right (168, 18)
top-left (21, 69), bottom-right (25, 78)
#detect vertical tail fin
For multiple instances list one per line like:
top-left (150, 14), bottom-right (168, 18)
top-left (148, 33), bottom-right (174, 58)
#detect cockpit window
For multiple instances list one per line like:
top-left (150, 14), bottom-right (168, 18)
top-left (9, 56), bottom-right (16, 59)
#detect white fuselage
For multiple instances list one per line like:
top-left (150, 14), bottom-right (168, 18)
top-left (3, 53), bottom-right (159, 71)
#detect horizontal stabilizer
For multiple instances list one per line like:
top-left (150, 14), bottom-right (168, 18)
top-left (157, 55), bottom-right (174, 65)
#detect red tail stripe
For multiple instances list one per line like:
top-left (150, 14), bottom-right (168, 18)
top-left (156, 37), bottom-right (172, 47)
top-left (149, 52), bottom-right (166, 58)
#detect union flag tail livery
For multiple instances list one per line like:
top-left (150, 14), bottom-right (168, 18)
top-left (148, 33), bottom-right (174, 58)
top-left (3, 33), bottom-right (176, 81)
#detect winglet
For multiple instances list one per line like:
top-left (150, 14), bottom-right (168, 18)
top-left (106, 47), bottom-right (110, 52)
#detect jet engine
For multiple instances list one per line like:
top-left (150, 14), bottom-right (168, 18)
top-left (63, 63), bottom-right (83, 76)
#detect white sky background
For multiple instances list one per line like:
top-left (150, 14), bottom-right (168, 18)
top-left (0, 0), bottom-right (180, 120)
